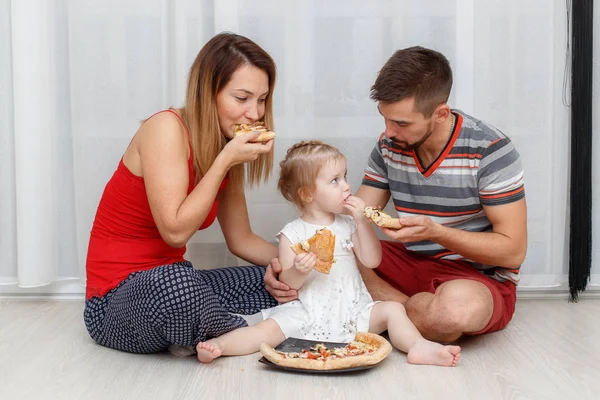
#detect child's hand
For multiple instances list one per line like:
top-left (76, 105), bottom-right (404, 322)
top-left (293, 252), bottom-right (317, 273)
top-left (343, 196), bottom-right (368, 224)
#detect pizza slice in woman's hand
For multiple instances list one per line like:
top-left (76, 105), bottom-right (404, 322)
top-left (234, 122), bottom-right (276, 142)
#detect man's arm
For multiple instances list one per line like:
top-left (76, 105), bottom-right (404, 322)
top-left (354, 184), bottom-right (391, 210)
top-left (438, 199), bottom-right (527, 267)
top-left (383, 198), bottom-right (527, 268)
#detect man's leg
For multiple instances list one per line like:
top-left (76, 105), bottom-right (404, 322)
top-left (404, 279), bottom-right (494, 342)
top-left (360, 241), bottom-right (421, 304)
top-left (359, 266), bottom-right (409, 304)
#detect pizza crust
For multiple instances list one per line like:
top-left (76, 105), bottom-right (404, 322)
top-left (260, 332), bottom-right (392, 371)
top-left (363, 207), bottom-right (402, 229)
top-left (251, 131), bottom-right (276, 142)
top-left (234, 122), bottom-right (276, 142)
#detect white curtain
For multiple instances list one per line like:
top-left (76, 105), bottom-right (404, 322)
top-left (1, 0), bottom-right (594, 295)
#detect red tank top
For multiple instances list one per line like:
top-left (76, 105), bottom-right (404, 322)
top-left (85, 110), bottom-right (227, 299)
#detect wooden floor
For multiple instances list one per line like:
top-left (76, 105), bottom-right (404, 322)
top-left (1, 299), bottom-right (599, 400)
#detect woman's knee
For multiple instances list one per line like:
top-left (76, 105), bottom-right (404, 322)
top-left (141, 266), bottom-right (214, 312)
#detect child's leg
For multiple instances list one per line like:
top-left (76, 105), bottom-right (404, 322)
top-left (196, 318), bottom-right (285, 363)
top-left (369, 302), bottom-right (461, 367)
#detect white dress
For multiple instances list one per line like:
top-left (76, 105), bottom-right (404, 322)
top-left (261, 214), bottom-right (377, 342)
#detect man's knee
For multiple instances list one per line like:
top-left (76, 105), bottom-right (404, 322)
top-left (405, 280), bottom-right (494, 340)
top-left (435, 282), bottom-right (492, 328)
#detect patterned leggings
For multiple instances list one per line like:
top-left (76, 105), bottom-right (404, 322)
top-left (83, 262), bottom-right (277, 354)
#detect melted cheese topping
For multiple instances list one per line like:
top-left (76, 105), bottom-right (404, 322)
top-left (276, 340), bottom-right (376, 361)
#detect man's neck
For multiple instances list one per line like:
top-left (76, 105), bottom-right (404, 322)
top-left (416, 113), bottom-right (455, 168)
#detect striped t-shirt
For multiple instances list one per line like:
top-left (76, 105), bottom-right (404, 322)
top-left (362, 110), bottom-right (525, 284)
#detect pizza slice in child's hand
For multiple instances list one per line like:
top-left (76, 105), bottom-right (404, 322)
top-left (290, 228), bottom-right (336, 274)
top-left (234, 122), bottom-right (276, 142)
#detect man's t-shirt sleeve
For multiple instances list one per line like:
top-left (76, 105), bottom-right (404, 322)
top-left (478, 138), bottom-right (525, 206)
top-left (362, 135), bottom-right (390, 191)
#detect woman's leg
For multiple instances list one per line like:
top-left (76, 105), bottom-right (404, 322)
top-left (84, 262), bottom-right (249, 354)
top-left (200, 266), bottom-right (277, 315)
top-left (196, 318), bottom-right (285, 363)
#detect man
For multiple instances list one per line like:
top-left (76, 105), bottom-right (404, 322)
top-left (266, 46), bottom-right (527, 342)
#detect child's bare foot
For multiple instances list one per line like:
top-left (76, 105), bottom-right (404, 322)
top-left (196, 341), bottom-right (222, 363)
top-left (407, 339), bottom-right (461, 367)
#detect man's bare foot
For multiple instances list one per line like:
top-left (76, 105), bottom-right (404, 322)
top-left (196, 341), bottom-right (223, 364)
top-left (406, 339), bottom-right (461, 367)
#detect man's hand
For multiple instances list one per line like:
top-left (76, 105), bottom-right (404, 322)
top-left (343, 195), bottom-right (369, 224)
top-left (264, 258), bottom-right (298, 303)
top-left (381, 215), bottom-right (442, 243)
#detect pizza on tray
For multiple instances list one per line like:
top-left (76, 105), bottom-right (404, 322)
top-left (290, 227), bottom-right (336, 274)
top-left (234, 122), bottom-right (276, 142)
top-left (260, 332), bottom-right (392, 371)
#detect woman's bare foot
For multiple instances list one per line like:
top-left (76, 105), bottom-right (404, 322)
top-left (196, 341), bottom-right (223, 363)
top-left (406, 339), bottom-right (461, 367)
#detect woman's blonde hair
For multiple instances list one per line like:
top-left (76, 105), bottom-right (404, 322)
top-left (181, 32), bottom-right (276, 187)
top-left (278, 141), bottom-right (346, 209)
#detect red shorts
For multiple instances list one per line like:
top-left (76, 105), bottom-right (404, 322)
top-left (376, 241), bottom-right (517, 335)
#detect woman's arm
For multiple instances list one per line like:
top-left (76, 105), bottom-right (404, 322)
top-left (139, 113), bottom-right (228, 248)
top-left (217, 180), bottom-right (278, 267)
top-left (263, 258), bottom-right (299, 303)
top-left (138, 113), bottom-right (273, 248)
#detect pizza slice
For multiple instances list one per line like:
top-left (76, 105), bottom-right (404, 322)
top-left (234, 122), bottom-right (276, 142)
top-left (364, 207), bottom-right (402, 229)
top-left (260, 332), bottom-right (392, 371)
top-left (290, 228), bottom-right (336, 274)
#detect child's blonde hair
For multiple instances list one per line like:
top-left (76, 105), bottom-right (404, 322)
top-left (278, 140), bottom-right (346, 209)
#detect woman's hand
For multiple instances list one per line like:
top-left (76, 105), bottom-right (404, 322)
top-left (264, 258), bottom-right (298, 303)
top-left (220, 131), bottom-right (273, 167)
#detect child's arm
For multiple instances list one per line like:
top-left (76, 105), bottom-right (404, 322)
top-left (278, 235), bottom-right (317, 290)
top-left (344, 196), bottom-right (382, 269)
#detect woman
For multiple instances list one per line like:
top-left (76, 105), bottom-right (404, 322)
top-left (84, 32), bottom-right (279, 356)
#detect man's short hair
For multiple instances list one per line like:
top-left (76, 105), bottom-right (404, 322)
top-left (370, 46), bottom-right (453, 116)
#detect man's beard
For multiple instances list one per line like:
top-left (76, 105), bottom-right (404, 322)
top-left (391, 129), bottom-right (434, 151)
